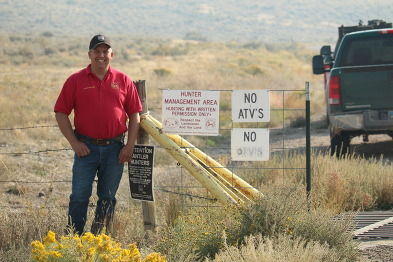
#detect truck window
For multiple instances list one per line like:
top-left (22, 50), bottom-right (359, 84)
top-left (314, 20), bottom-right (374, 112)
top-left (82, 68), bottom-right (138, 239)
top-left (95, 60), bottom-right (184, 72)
top-left (339, 34), bottom-right (393, 66)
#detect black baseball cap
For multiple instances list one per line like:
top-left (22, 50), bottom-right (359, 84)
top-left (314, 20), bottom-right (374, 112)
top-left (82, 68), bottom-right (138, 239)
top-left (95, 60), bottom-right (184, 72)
top-left (89, 34), bottom-right (111, 50)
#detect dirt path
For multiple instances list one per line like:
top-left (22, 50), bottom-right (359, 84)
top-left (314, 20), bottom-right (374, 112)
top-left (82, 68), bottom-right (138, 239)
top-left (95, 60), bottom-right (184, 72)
top-left (270, 123), bottom-right (393, 163)
top-left (358, 240), bottom-right (393, 262)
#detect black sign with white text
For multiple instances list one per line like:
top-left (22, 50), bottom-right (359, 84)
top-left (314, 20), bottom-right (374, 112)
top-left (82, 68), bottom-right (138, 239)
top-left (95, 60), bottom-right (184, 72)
top-left (128, 145), bottom-right (155, 202)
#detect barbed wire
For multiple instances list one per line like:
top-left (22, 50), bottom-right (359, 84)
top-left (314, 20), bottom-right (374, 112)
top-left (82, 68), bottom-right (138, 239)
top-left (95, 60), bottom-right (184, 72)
top-left (0, 187), bottom-right (217, 210)
top-left (0, 118), bottom-right (306, 203)
top-left (0, 205), bottom-right (69, 209)
top-left (157, 188), bottom-right (217, 202)
top-left (0, 125), bottom-right (58, 131)
top-left (0, 148), bottom-right (72, 155)
top-left (0, 180), bottom-right (71, 183)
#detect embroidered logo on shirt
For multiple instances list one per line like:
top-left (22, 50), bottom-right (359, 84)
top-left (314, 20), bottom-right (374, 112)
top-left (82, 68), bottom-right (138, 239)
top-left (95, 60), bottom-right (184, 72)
top-left (84, 86), bottom-right (95, 90)
top-left (111, 82), bottom-right (120, 90)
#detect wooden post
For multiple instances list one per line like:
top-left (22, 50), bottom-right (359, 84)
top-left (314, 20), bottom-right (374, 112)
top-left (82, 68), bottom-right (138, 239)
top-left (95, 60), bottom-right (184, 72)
top-left (134, 80), bottom-right (157, 233)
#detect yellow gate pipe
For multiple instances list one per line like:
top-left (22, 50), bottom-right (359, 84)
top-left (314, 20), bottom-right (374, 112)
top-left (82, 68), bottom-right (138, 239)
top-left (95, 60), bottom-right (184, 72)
top-left (186, 147), bottom-right (262, 199)
top-left (148, 115), bottom-right (262, 200)
top-left (185, 149), bottom-right (247, 204)
top-left (140, 115), bottom-right (239, 206)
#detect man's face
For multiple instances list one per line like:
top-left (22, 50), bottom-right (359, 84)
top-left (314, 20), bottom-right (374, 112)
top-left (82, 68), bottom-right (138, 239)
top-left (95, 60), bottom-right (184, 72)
top-left (88, 44), bottom-right (113, 71)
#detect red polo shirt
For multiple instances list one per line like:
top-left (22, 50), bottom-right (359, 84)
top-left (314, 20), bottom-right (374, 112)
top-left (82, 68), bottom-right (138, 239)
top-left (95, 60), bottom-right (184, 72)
top-left (54, 65), bottom-right (142, 139)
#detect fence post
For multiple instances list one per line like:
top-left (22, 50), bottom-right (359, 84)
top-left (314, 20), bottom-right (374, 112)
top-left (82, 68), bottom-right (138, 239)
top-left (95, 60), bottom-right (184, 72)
top-left (305, 82), bottom-right (311, 204)
top-left (135, 80), bottom-right (157, 234)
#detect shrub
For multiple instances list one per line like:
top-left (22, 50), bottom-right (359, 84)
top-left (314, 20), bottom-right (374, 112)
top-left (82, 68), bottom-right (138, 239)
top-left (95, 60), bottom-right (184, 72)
top-left (289, 115), bottom-right (306, 128)
top-left (242, 64), bottom-right (264, 76)
top-left (155, 190), bottom-right (359, 261)
top-left (236, 193), bottom-right (359, 261)
top-left (153, 68), bottom-right (172, 77)
top-left (31, 231), bottom-right (167, 262)
top-left (209, 233), bottom-right (339, 262)
top-left (154, 206), bottom-right (241, 261)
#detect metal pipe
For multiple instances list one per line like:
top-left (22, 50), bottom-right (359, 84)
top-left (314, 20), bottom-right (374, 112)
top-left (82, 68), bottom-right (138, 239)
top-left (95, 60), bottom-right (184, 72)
top-left (140, 115), bottom-right (239, 206)
top-left (305, 82), bottom-right (311, 201)
top-left (148, 115), bottom-right (262, 200)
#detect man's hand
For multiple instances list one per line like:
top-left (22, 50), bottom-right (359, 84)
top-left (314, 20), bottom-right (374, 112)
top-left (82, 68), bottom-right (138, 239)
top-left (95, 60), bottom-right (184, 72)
top-left (118, 112), bottom-right (140, 164)
top-left (70, 140), bottom-right (90, 158)
top-left (118, 144), bottom-right (134, 164)
top-left (55, 112), bottom-right (91, 158)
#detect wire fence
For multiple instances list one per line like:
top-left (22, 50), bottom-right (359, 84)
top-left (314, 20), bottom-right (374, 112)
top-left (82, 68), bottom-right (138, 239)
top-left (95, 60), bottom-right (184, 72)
top-left (0, 88), bottom-right (310, 211)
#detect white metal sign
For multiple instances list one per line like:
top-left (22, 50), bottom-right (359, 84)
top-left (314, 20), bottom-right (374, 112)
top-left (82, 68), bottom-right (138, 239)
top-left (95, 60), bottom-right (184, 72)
top-left (231, 128), bottom-right (269, 161)
top-left (162, 90), bottom-right (220, 136)
top-left (232, 90), bottom-right (270, 122)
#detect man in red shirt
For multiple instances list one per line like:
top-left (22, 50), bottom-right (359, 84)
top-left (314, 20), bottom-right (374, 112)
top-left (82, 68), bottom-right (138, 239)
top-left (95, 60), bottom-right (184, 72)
top-left (54, 34), bottom-right (142, 235)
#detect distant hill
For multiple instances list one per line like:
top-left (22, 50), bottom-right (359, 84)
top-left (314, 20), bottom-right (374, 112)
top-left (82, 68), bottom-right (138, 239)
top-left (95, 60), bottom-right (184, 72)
top-left (0, 0), bottom-right (392, 43)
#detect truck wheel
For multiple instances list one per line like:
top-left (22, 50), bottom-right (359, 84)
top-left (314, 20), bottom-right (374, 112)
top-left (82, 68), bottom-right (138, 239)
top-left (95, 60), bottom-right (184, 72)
top-left (330, 131), bottom-right (350, 158)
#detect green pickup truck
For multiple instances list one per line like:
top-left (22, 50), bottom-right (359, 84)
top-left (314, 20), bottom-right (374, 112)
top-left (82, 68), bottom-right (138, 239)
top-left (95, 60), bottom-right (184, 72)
top-left (313, 20), bottom-right (393, 157)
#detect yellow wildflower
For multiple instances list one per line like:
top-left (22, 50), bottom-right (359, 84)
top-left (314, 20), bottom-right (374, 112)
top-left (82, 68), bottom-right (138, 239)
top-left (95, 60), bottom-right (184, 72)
top-left (128, 243), bottom-right (141, 258)
top-left (31, 230), bottom-right (163, 262)
top-left (99, 253), bottom-right (110, 262)
top-left (43, 231), bottom-right (57, 245)
top-left (102, 234), bottom-right (110, 241)
top-left (31, 240), bottom-right (45, 250)
top-left (87, 247), bottom-right (96, 255)
top-left (94, 235), bottom-right (103, 246)
top-left (143, 252), bottom-right (168, 262)
top-left (82, 232), bottom-right (96, 243)
top-left (54, 243), bottom-right (65, 250)
top-left (50, 250), bottom-right (63, 258)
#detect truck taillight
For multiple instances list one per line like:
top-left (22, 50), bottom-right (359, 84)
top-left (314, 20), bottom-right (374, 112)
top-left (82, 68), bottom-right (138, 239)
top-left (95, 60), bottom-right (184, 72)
top-left (328, 76), bottom-right (341, 105)
top-left (379, 29), bottom-right (393, 34)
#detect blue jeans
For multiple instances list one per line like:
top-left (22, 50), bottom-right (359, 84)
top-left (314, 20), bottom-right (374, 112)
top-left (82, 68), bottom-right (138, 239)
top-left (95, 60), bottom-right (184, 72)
top-left (67, 142), bottom-right (124, 235)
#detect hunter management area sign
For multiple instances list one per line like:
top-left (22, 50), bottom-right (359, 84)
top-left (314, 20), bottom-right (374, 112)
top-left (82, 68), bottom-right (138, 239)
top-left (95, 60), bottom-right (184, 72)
top-left (162, 90), bottom-right (220, 136)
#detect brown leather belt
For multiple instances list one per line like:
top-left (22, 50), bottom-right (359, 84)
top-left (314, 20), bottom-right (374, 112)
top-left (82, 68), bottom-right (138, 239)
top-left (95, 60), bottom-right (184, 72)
top-left (76, 132), bottom-right (124, 146)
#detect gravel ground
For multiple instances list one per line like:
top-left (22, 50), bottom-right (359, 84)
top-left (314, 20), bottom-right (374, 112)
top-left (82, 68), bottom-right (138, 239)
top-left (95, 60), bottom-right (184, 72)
top-left (358, 240), bottom-right (393, 262)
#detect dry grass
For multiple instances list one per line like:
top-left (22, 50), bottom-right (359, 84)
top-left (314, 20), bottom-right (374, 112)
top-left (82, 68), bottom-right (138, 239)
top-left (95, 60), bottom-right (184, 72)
top-left (2, 149), bottom-right (392, 261)
top-left (150, 181), bottom-right (358, 261)
top-left (210, 233), bottom-right (339, 262)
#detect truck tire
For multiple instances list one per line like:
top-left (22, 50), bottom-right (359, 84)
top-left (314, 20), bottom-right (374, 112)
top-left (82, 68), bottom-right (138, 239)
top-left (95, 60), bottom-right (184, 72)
top-left (330, 131), bottom-right (350, 158)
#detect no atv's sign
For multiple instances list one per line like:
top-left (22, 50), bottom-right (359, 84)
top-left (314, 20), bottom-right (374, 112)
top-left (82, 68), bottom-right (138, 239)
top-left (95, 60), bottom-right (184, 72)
top-left (231, 128), bottom-right (269, 161)
top-left (232, 90), bottom-right (270, 122)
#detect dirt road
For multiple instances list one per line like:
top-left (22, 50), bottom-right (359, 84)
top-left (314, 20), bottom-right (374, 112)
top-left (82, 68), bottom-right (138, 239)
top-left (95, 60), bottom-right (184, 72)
top-left (270, 124), bottom-right (393, 162)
